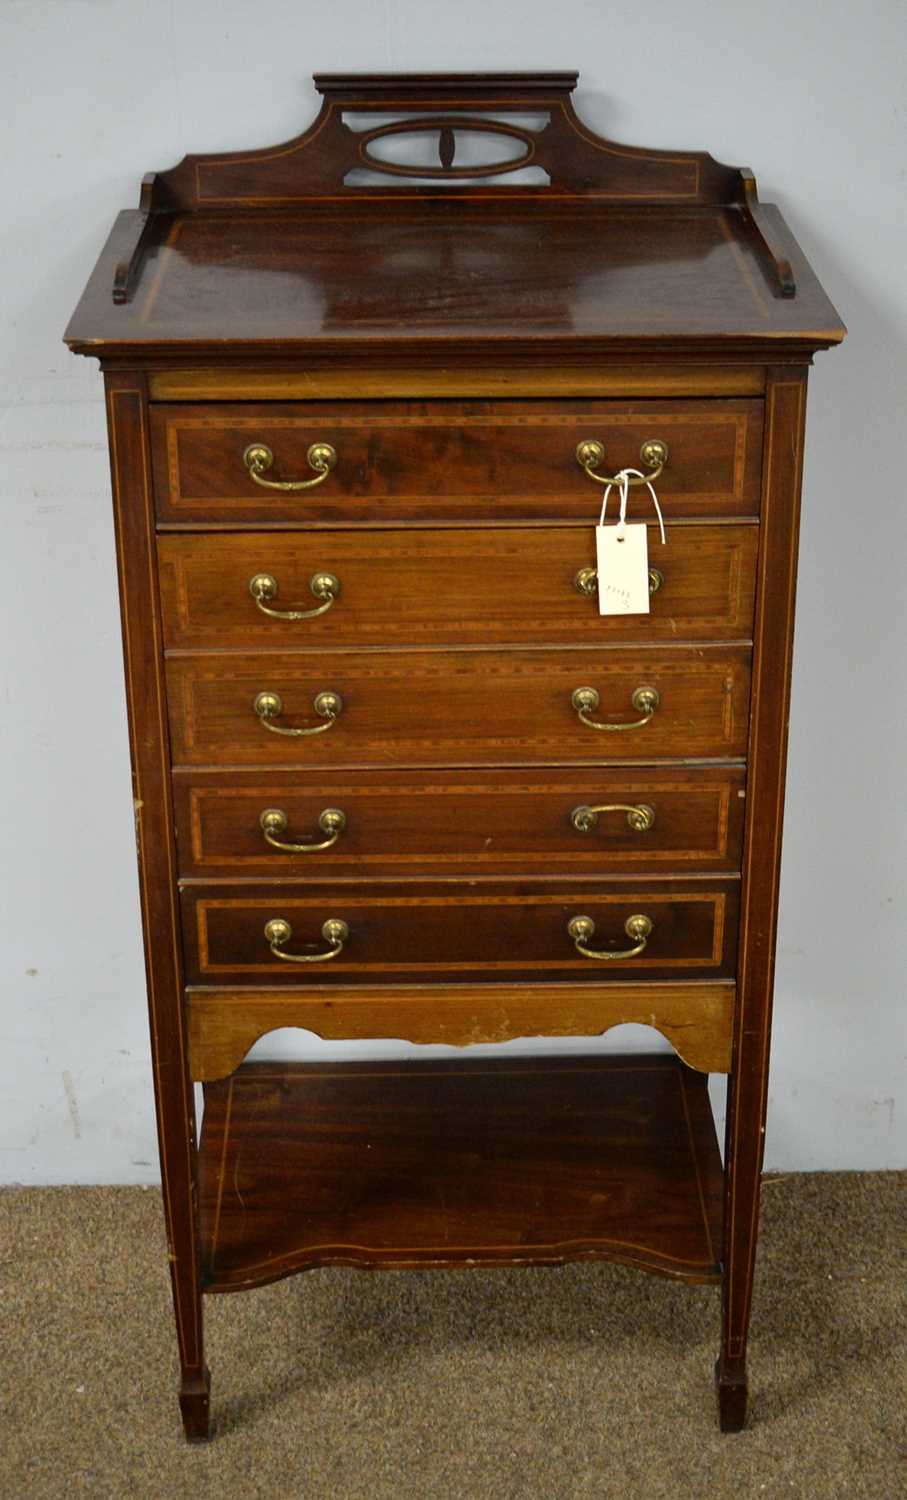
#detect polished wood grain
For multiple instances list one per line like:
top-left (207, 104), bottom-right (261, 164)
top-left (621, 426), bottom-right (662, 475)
top-left (172, 765), bottom-right (746, 878)
top-left (65, 197), bottom-right (844, 364)
top-left (165, 645), bottom-right (751, 768)
top-left (63, 201), bottom-right (839, 364)
top-left (158, 525), bottom-right (758, 649)
top-left (186, 980), bottom-right (736, 1080)
top-left (146, 71), bottom-right (743, 208)
top-left (102, 373), bottom-right (210, 1439)
top-left (150, 399), bottom-right (763, 526)
top-left (63, 66), bottom-right (845, 365)
top-left (66, 70), bottom-right (845, 1439)
top-left (197, 1056), bottom-right (724, 1288)
top-left (717, 369), bottom-right (809, 1432)
top-left (180, 878), bottom-right (739, 986)
top-left (147, 365), bottom-right (768, 401)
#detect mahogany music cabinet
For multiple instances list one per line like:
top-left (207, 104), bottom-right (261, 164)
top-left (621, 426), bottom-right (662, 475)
top-left (64, 71), bottom-right (845, 1439)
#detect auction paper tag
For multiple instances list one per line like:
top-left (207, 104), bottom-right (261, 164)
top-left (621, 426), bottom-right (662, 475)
top-left (596, 521), bottom-right (651, 615)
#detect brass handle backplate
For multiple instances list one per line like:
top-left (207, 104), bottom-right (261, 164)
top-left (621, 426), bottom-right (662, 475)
top-left (571, 685), bottom-right (660, 732)
top-left (574, 566), bottom-right (663, 598)
top-left (253, 689), bottom-right (343, 737)
top-left (575, 438), bottom-right (668, 486)
top-left (243, 441), bottom-right (338, 492)
top-left (264, 917), bottom-right (349, 963)
top-left (260, 807), bottom-right (347, 853)
top-left (249, 571), bottom-right (340, 621)
top-left (570, 802), bottom-right (655, 834)
top-left (567, 913), bottom-right (653, 960)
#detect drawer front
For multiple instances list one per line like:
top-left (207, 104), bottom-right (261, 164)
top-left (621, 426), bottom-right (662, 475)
top-left (165, 646), bottom-right (751, 767)
top-left (173, 766), bottom-right (746, 877)
top-left (158, 525), bottom-right (758, 649)
top-left (181, 880), bottom-right (740, 986)
top-left (150, 399), bottom-right (763, 525)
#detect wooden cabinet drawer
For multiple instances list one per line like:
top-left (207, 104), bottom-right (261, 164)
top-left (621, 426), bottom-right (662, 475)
top-left (165, 646), bottom-right (751, 767)
top-left (158, 525), bottom-right (758, 649)
top-left (173, 766), bottom-right (746, 878)
top-left (150, 399), bottom-right (763, 525)
top-left (181, 880), bottom-right (740, 986)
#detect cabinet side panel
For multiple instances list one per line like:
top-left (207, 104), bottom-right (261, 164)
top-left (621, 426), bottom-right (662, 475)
top-left (104, 372), bottom-right (208, 1420)
top-left (721, 367), bottom-right (809, 1409)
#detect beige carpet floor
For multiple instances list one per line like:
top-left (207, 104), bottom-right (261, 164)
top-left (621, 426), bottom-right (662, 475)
top-left (0, 1174), bottom-right (904, 1500)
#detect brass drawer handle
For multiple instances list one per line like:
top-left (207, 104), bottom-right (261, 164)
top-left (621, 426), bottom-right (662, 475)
top-left (574, 566), bottom-right (663, 597)
top-left (243, 441), bottom-right (338, 492)
top-left (260, 807), bottom-right (347, 852)
top-left (253, 689), bottom-right (343, 737)
top-left (575, 437), bottom-right (668, 486)
top-left (571, 802), bottom-right (655, 834)
top-left (567, 913), bottom-right (653, 960)
top-left (571, 685), bottom-right (660, 731)
top-left (249, 571), bottom-right (340, 620)
top-left (264, 917), bottom-right (349, 963)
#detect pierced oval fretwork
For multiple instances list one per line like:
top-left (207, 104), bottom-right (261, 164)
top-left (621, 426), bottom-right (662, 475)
top-left (358, 116), bottom-right (536, 180)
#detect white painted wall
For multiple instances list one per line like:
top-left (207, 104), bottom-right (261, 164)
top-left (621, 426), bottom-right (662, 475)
top-left (2, 1), bottom-right (905, 1183)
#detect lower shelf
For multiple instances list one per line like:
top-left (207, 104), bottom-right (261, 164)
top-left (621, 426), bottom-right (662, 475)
top-left (198, 1053), bottom-right (724, 1291)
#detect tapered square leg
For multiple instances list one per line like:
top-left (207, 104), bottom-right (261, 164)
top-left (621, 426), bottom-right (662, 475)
top-left (715, 1354), bottom-right (748, 1432)
top-left (179, 1366), bottom-right (212, 1443)
top-left (104, 378), bottom-right (211, 1447)
top-left (714, 371), bottom-right (810, 1433)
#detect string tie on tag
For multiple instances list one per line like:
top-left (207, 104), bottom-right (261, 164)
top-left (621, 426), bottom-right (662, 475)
top-left (599, 468), bottom-right (666, 544)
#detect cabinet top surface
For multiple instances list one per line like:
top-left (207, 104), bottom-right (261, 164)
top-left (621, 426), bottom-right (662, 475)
top-left (64, 72), bottom-right (845, 362)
